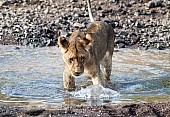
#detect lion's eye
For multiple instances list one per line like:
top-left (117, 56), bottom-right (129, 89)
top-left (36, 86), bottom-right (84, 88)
top-left (80, 56), bottom-right (85, 62)
top-left (69, 58), bottom-right (74, 63)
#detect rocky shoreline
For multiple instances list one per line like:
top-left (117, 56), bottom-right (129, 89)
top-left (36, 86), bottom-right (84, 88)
top-left (0, 0), bottom-right (170, 50)
top-left (0, 102), bottom-right (170, 117)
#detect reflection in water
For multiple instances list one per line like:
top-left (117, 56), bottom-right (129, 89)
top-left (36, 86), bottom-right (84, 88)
top-left (0, 45), bottom-right (170, 106)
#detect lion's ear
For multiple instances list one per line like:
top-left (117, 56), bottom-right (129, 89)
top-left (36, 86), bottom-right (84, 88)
top-left (85, 34), bottom-right (93, 50)
top-left (58, 36), bottom-right (69, 53)
top-left (80, 33), bottom-right (93, 51)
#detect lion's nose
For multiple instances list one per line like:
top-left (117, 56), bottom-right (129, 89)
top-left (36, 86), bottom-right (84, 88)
top-left (74, 72), bottom-right (81, 76)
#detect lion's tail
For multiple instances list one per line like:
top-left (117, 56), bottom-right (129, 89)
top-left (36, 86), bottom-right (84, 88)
top-left (87, 0), bottom-right (95, 22)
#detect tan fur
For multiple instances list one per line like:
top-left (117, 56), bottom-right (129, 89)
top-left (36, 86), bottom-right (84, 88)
top-left (58, 0), bottom-right (115, 91)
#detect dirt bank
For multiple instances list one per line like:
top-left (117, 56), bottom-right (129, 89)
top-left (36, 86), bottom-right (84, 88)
top-left (0, 102), bottom-right (170, 117)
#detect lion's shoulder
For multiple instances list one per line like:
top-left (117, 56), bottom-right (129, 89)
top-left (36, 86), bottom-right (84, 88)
top-left (86, 21), bottom-right (112, 34)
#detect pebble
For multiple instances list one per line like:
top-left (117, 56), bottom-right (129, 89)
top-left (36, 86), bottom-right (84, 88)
top-left (73, 22), bottom-right (84, 29)
top-left (146, 0), bottom-right (164, 8)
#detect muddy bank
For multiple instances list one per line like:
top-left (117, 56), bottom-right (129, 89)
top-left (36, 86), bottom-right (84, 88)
top-left (0, 102), bottom-right (170, 117)
top-left (0, 0), bottom-right (170, 50)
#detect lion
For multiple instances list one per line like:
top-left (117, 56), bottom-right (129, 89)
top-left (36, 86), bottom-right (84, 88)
top-left (58, 0), bottom-right (115, 91)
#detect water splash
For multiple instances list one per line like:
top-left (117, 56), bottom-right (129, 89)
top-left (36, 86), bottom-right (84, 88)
top-left (69, 84), bottom-right (120, 100)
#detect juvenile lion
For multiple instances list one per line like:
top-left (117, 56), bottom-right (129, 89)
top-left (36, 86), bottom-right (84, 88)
top-left (58, 0), bottom-right (115, 91)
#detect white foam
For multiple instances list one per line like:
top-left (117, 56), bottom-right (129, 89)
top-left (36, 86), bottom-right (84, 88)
top-left (70, 84), bottom-right (120, 100)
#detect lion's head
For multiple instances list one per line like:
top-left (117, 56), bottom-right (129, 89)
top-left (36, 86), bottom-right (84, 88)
top-left (58, 30), bottom-right (93, 76)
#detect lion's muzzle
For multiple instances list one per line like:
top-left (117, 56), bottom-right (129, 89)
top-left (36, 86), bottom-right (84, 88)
top-left (72, 66), bottom-right (84, 76)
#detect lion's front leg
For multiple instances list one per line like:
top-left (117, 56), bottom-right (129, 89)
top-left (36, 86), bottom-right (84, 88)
top-left (91, 66), bottom-right (105, 86)
top-left (63, 64), bottom-right (75, 91)
top-left (91, 75), bottom-right (104, 85)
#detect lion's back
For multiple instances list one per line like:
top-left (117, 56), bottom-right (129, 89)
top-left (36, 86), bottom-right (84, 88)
top-left (86, 21), bottom-right (114, 61)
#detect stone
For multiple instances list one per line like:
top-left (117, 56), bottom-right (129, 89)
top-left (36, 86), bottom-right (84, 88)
top-left (0, 1), bottom-right (3, 6)
top-left (146, 0), bottom-right (164, 8)
top-left (70, 0), bottom-right (78, 2)
top-left (59, 30), bottom-right (67, 37)
top-left (135, 21), bottom-right (144, 28)
top-left (72, 22), bottom-right (84, 29)
top-left (134, 11), bottom-right (139, 16)
top-left (1, 0), bottom-right (9, 6)
top-left (167, 1), bottom-right (170, 8)
top-left (44, 7), bottom-right (49, 14)
top-left (46, 39), bottom-right (55, 46)
top-left (117, 43), bottom-right (126, 48)
top-left (128, 33), bottom-right (139, 44)
top-left (110, 0), bottom-right (119, 3)
top-left (157, 43), bottom-right (166, 50)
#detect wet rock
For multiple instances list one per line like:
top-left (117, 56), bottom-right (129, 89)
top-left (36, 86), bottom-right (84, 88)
top-left (157, 43), bottom-right (166, 50)
top-left (15, 46), bottom-right (20, 49)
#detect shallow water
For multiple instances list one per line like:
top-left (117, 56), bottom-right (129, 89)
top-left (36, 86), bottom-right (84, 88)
top-left (0, 45), bottom-right (170, 106)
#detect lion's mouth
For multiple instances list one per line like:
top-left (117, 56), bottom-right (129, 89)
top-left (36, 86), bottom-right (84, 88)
top-left (73, 72), bottom-right (82, 76)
